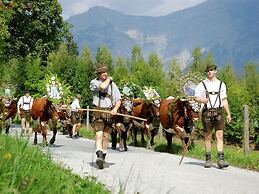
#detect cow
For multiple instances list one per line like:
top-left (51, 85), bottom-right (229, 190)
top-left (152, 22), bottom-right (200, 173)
top-left (30, 97), bottom-right (59, 145)
top-left (131, 98), bottom-right (161, 148)
top-left (57, 106), bottom-right (73, 137)
top-left (111, 97), bottom-right (134, 151)
top-left (0, 96), bottom-right (17, 134)
top-left (159, 97), bottom-right (199, 153)
top-left (111, 97), bottom-right (161, 150)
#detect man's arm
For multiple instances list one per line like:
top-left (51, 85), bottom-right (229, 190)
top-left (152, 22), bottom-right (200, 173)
top-left (110, 100), bottom-right (121, 115)
top-left (194, 96), bottom-right (208, 104)
top-left (99, 77), bottom-right (112, 91)
top-left (222, 98), bottom-right (231, 124)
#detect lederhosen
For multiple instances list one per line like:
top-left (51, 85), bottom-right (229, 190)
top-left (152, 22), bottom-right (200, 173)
top-left (71, 111), bottom-right (80, 124)
top-left (201, 81), bottom-right (225, 131)
top-left (92, 83), bottom-right (114, 132)
top-left (20, 97), bottom-right (32, 122)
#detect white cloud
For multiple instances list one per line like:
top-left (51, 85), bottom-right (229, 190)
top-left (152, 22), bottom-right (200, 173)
top-left (175, 49), bottom-right (192, 69)
top-left (58, 0), bottom-right (207, 19)
top-left (125, 29), bottom-right (168, 58)
top-left (142, 0), bottom-right (206, 16)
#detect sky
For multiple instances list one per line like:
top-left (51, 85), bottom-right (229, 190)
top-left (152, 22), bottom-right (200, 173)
top-left (58, 0), bottom-right (207, 20)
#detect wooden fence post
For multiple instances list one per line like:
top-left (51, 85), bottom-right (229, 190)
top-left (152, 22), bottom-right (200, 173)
top-left (243, 105), bottom-right (249, 156)
top-left (86, 105), bottom-right (89, 130)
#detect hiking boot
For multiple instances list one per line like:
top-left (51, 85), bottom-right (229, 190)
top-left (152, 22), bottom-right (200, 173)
top-left (217, 152), bottom-right (229, 169)
top-left (204, 152), bottom-right (212, 168)
top-left (96, 150), bottom-right (104, 169)
top-left (102, 153), bottom-right (109, 168)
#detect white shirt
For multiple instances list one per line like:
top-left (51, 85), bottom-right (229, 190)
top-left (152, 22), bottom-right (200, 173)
top-left (195, 78), bottom-right (227, 109)
top-left (17, 96), bottom-right (33, 111)
top-left (71, 98), bottom-right (80, 112)
top-left (90, 78), bottom-right (121, 108)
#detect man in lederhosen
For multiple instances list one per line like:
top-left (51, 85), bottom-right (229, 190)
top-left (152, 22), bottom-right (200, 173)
top-left (90, 63), bottom-right (121, 169)
top-left (17, 90), bottom-right (34, 135)
top-left (195, 64), bottom-right (231, 169)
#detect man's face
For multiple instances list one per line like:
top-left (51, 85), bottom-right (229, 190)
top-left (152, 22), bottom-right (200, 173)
top-left (207, 68), bottom-right (216, 79)
top-left (25, 92), bottom-right (30, 97)
top-left (98, 71), bottom-right (108, 81)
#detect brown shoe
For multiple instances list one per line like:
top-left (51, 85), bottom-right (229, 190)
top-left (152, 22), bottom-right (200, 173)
top-left (217, 152), bottom-right (229, 169)
top-left (204, 152), bottom-right (212, 168)
top-left (204, 160), bottom-right (212, 168)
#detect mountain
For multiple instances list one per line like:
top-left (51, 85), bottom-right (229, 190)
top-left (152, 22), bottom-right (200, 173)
top-left (67, 0), bottom-right (259, 75)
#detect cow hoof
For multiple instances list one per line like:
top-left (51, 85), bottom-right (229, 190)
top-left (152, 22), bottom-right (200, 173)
top-left (49, 139), bottom-right (55, 145)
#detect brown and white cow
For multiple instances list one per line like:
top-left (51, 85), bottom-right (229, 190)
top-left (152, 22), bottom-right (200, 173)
top-left (159, 97), bottom-right (199, 153)
top-left (131, 98), bottom-right (161, 148)
top-left (30, 97), bottom-right (59, 145)
top-left (0, 96), bottom-right (17, 134)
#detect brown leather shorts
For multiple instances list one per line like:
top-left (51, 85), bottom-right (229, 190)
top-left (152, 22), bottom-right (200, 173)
top-left (202, 108), bottom-right (224, 132)
top-left (91, 107), bottom-right (114, 132)
top-left (71, 111), bottom-right (80, 124)
top-left (20, 110), bottom-right (31, 122)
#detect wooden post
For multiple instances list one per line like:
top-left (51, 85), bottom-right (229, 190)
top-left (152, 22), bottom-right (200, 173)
top-left (243, 105), bottom-right (249, 156)
top-left (158, 123), bottom-right (163, 140)
top-left (86, 105), bottom-right (89, 130)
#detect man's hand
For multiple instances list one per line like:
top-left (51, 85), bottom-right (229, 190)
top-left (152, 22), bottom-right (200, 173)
top-left (108, 76), bottom-right (113, 82)
top-left (110, 108), bottom-right (117, 116)
top-left (226, 114), bottom-right (231, 124)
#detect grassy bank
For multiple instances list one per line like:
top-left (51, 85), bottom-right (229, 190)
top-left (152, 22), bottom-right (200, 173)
top-left (0, 134), bottom-right (109, 194)
top-left (154, 139), bottom-right (259, 171)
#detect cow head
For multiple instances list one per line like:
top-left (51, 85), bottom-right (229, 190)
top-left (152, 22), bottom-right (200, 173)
top-left (183, 100), bottom-right (200, 122)
top-left (120, 98), bottom-right (133, 123)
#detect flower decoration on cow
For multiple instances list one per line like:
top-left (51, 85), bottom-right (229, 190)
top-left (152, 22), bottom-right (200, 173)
top-left (143, 86), bottom-right (160, 101)
top-left (119, 82), bottom-right (144, 99)
top-left (38, 73), bottom-right (73, 105)
top-left (46, 76), bottom-right (63, 99)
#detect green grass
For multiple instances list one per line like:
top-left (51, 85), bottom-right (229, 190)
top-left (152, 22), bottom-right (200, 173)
top-left (153, 137), bottom-right (259, 171)
top-left (79, 126), bottom-right (95, 139)
top-left (0, 134), bottom-right (109, 194)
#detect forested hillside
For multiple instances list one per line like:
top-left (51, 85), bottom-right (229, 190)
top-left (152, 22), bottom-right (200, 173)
top-left (67, 0), bottom-right (259, 75)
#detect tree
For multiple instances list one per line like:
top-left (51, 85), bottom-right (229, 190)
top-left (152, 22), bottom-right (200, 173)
top-left (95, 45), bottom-right (113, 75)
top-left (46, 43), bottom-right (77, 87)
top-left (113, 56), bottom-right (130, 86)
top-left (3, 0), bottom-right (71, 64)
top-left (218, 64), bottom-right (246, 143)
top-left (73, 46), bottom-right (95, 107)
top-left (242, 62), bottom-right (259, 143)
top-left (167, 58), bottom-right (182, 97)
top-left (189, 47), bottom-right (205, 75)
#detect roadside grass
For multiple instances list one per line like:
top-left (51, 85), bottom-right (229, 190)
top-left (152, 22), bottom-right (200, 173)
top-left (79, 126), bottom-right (259, 172)
top-left (0, 134), bottom-right (109, 194)
top-left (153, 137), bottom-right (259, 171)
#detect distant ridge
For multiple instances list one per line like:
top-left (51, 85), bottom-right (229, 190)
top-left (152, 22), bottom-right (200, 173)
top-left (67, 0), bottom-right (259, 75)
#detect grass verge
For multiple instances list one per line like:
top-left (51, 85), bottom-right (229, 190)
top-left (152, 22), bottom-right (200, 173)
top-left (0, 134), bottom-right (109, 194)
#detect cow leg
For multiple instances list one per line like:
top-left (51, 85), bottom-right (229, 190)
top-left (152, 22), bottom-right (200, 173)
top-left (5, 123), bottom-right (10, 134)
top-left (50, 120), bottom-right (58, 145)
top-left (165, 131), bottom-right (173, 153)
top-left (141, 128), bottom-right (145, 144)
top-left (144, 122), bottom-right (151, 149)
top-left (133, 127), bottom-right (138, 146)
top-left (122, 130), bottom-right (128, 151)
top-left (34, 131), bottom-right (38, 145)
top-left (111, 129), bottom-right (117, 150)
top-left (41, 125), bottom-right (48, 146)
top-left (150, 128), bottom-right (157, 146)
top-left (32, 123), bottom-right (41, 144)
